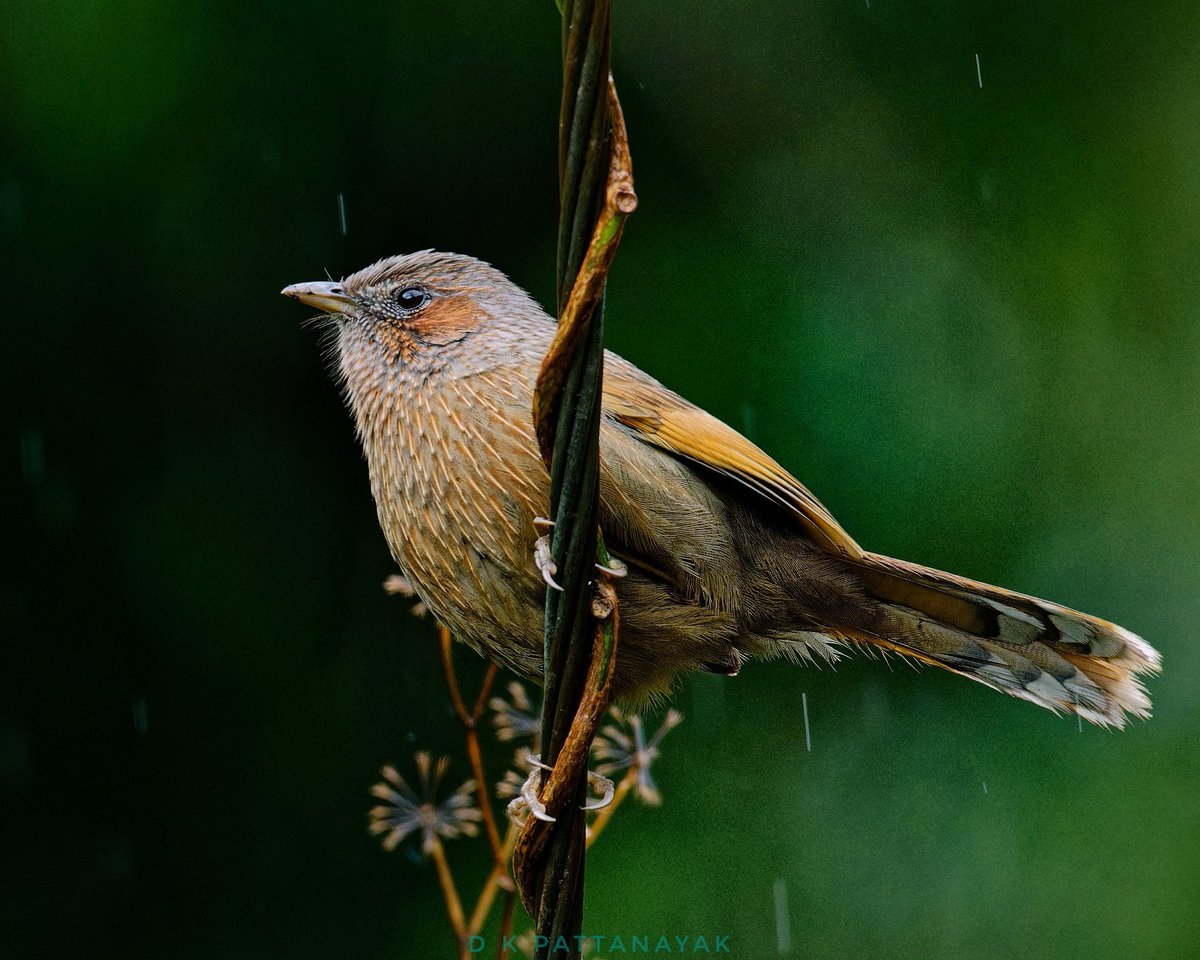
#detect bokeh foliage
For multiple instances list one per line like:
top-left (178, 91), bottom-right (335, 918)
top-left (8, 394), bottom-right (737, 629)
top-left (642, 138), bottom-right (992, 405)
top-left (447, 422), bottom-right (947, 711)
top-left (4, 1), bottom-right (1199, 957)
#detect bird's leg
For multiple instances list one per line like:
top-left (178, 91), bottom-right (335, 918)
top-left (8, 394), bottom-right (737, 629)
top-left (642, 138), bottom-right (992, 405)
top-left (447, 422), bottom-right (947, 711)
top-left (507, 755), bottom-right (558, 824)
top-left (531, 517), bottom-right (563, 592)
top-left (506, 755), bottom-right (616, 827)
top-left (534, 516), bottom-right (628, 581)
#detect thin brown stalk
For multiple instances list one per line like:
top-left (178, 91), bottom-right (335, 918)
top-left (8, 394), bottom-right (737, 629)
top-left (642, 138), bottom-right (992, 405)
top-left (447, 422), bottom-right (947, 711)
top-left (473, 662), bottom-right (500, 719)
top-left (496, 889), bottom-right (517, 960)
top-left (439, 624), bottom-right (472, 722)
top-left (439, 625), bottom-right (508, 869)
top-left (469, 823), bottom-right (519, 935)
top-left (429, 836), bottom-right (469, 959)
top-left (465, 724), bottom-right (507, 868)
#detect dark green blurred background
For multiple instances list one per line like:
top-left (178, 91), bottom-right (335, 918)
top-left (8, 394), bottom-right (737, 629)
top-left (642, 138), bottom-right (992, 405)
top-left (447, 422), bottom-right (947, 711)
top-left (5, 1), bottom-right (1199, 957)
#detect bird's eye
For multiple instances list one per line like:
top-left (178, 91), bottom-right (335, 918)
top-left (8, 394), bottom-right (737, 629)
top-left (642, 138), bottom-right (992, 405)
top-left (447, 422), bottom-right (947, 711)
top-left (395, 286), bottom-right (429, 312)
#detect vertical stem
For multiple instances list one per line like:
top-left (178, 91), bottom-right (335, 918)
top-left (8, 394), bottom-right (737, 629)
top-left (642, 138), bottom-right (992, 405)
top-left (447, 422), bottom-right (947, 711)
top-left (438, 624), bottom-right (515, 957)
top-left (439, 625), bottom-right (507, 868)
top-left (532, 2), bottom-right (616, 952)
top-left (496, 891), bottom-right (517, 960)
top-left (430, 836), bottom-right (469, 960)
top-left (519, 1), bottom-right (634, 955)
top-left (469, 823), bottom-right (519, 935)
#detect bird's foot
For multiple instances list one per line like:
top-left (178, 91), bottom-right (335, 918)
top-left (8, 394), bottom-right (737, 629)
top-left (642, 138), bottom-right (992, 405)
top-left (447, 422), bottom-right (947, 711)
top-left (534, 516), bottom-right (627, 582)
top-left (505, 754), bottom-right (616, 827)
top-left (595, 556), bottom-right (627, 578)
top-left (508, 755), bottom-right (557, 824)
top-left (531, 518), bottom-right (563, 592)
top-left (583, 768), bottom-right (616, 810)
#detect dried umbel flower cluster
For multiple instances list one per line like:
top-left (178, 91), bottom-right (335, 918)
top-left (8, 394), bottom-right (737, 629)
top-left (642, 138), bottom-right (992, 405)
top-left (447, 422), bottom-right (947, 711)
top-left (368, 752), bottom-right (481, 855)
top-left (593, 706), bottom-right (683, 807)
top-left (490, 682), bottom-right (542, 745)
top-left (368, 639), bottom-right (683, 958)
top-left (381, 574), bottom-right (427, 618)
top-left (369, 685), bottom-right (681, 857)
top-left (496, 747), bottom-right (537, 801)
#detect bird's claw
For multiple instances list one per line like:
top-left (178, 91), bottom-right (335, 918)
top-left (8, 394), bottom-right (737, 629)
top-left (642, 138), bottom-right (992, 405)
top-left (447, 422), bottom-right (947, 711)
top-left (507, 755), bottom-right (557, 824)
top-left (532, 518), bottom-right (563, 591)
top-left (533, 517), bottom-right (624, 588)
top-left (582, 769), bottom-right (616, 811)
top-left (506, 754), bottom-right (615, 825)
top-left (595, 557), bottom-right (628, 578)
top-left (534, 534), bottom-right (563, 592)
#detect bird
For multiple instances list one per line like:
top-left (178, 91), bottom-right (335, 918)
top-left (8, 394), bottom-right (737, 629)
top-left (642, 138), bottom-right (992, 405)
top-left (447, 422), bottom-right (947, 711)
top-left (283, 250), bottom-right (1160, 728)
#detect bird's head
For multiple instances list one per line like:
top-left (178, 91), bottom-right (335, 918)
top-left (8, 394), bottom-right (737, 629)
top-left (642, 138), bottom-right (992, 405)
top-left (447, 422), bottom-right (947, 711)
top-left (282, 250), bottom-right (543, 368)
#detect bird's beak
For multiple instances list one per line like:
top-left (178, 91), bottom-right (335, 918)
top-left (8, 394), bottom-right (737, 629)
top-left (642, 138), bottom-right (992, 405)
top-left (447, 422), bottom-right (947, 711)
top-left (280, 280), bottom-right (354, 315)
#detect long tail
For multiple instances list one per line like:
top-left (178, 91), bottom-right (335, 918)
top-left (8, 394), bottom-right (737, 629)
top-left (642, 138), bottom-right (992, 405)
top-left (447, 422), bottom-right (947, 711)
top-left (846, 552), bottom-right (1161, 728)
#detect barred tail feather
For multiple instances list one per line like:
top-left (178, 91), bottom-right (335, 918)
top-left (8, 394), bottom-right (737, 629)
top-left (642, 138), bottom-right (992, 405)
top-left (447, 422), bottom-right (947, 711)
top-left (850, 552), bottom-right (1161, 728)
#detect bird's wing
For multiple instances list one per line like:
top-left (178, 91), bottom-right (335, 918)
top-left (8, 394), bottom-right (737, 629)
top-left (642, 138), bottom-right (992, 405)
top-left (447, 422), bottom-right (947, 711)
top-left (601, 353), bottom-right (863, 559)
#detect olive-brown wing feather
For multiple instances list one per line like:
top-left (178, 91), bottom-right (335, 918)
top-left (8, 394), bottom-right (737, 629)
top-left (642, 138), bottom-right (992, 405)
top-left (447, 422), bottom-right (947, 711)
top-left (601, 354), bottom-right (863, 559)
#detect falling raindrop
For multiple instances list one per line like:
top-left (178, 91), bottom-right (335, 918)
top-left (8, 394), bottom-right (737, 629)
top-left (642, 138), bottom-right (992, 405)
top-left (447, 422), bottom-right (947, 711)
top-left (132, 699), bottom-right (149, 735)
top-left (337, 192), bottom-right (348, 236)
top-left (741, 402), bottom-right (757, 442)
top-left (861, 680), bottom-right (890, 738)
top-left (801, 692), bottom-right (811, 752)
top-left (773, 877), bottom-right (792, 954)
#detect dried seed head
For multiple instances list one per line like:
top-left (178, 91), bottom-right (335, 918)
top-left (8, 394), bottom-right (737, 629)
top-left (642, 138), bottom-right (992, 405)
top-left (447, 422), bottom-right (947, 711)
top-left (489, 681), bottom-right (542, 745)
top-left (367, 751), bottom-right (482, 855)
top-left (592, 707), bottom-right (683, 806)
